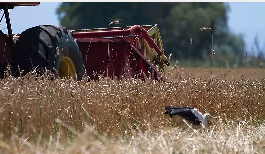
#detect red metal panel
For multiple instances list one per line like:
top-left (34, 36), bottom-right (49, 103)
top-left (127, 50), bottom-right (139, 78)
top-left (73, 25), bottom-right (167, 80)
top-left (78, 42), bottom-right (108, 80)
top-left (123, 51), bottom-right (132, 79)
top-left (72, 25), bottom-right (170, 66)
top-left (107, 43), bottom-right (129, 78)
top-left (77, 39), bottom-right (159, 80)
top-left (77, 41), bottom-right (131, 80)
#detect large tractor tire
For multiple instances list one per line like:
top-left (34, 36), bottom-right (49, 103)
top-left (12, 25), bottom-right (85, 80)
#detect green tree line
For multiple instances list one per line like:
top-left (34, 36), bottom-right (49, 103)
top-left (56, 2), bottom-right (245, 61)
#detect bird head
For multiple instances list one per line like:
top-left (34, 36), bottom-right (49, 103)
top-left (204, 113), bottom-right (212, 125)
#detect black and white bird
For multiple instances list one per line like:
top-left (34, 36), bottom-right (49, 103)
top-left (164, 106), bottom-right (212, 128)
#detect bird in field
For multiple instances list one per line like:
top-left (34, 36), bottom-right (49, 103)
top-left (164, 106), bottom-right (212, 129)
top-left (109, 19), bottom-right (121, 26)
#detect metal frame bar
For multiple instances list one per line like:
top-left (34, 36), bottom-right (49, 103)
top-left (0, 2), bottom-right (39, 6)
top-left (129, 44), bottom-right (159, 80)
top-left (3, 4), bottom-right (13, 49)
top-left (73, 25), bottom-right (140, 38)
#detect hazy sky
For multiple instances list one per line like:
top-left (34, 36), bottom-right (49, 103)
top-left (1, 2), bottom-right (265, 54)
top-left (228, 2), bottom-right (265, 53)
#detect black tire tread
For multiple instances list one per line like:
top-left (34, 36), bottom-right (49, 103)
top-left (13, 25), bottom-right (85, 80)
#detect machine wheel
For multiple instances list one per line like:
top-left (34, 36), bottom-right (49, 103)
top-left (13, 25), bottom-right (85, 80)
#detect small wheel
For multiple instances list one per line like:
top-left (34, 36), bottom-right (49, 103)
top-left (12, 25), bottom-right (85, 80)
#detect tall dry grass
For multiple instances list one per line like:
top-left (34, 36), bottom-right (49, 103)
top-left (0, 67), bottom-right (264, 153)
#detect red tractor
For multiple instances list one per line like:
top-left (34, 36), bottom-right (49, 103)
top-left (0, 2), bottom-right (170, 81)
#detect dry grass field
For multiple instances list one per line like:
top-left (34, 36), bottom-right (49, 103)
top-left (0, 67), bottom-right (264, 153)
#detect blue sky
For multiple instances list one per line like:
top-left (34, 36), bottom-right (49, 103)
top-left (228, 2), bottom-right (265, 53)
top-left (1, 2), bottom-right (265, 54)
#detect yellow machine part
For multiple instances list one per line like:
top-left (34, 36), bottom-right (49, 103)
top-left (142, 24), bottom-right (166, 73)
top-left (59, 56), bottom-right (77, 80)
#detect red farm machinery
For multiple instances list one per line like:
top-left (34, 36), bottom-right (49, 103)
top-left (0, 2), bottom-right (170, 81)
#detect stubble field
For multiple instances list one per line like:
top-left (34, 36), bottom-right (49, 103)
top-left (0, 67), bottom-right (264, 154)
